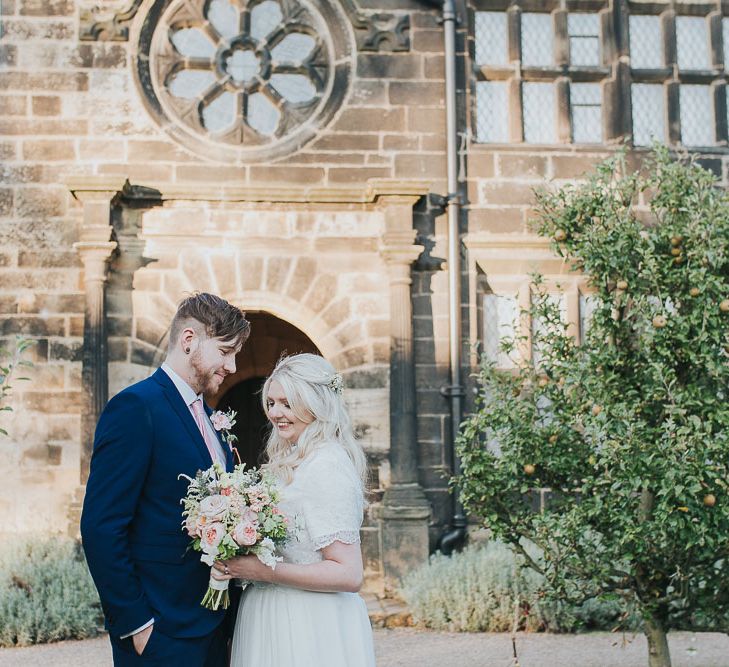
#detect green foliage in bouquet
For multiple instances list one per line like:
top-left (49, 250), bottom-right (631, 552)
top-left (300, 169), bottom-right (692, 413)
top-left (401, 540), bottom-right (639, 633)
top-left (0, 536), bottom-right (103, 647)
top-left (456, 149), bottom-right (729, 667)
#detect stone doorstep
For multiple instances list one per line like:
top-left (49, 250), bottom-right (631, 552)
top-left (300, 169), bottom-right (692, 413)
top-left (362, 592), bottom-right (414, 629)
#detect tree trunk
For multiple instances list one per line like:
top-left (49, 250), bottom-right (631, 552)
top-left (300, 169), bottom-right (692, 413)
top-left (644, 616), bottom-right (672, 667)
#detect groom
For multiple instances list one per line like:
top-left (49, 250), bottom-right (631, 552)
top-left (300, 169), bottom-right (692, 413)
top-left (81, 292), bottom-right (250, 666)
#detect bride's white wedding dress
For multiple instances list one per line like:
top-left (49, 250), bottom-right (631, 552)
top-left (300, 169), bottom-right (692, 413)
top-left (230, 442), bottom-right (376, 666)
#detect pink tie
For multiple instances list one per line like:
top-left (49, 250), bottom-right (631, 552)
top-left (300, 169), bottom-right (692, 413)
top-left (191, 399), bottom-right (222, 465)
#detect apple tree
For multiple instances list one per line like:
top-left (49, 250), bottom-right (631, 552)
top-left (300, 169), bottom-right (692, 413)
top-left (456, 149), bottom-right (729, 667)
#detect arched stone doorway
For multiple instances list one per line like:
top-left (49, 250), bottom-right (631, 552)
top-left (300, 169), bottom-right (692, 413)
top-left (207, 312), bottom-right (320, 469)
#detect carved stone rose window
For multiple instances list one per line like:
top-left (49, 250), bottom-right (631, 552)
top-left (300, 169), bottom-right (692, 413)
top-left (133, 0), bottom-right (353, 162)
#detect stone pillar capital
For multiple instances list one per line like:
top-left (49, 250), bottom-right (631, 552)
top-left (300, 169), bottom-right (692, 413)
top-left (73, 242), bottom-right (118, 283)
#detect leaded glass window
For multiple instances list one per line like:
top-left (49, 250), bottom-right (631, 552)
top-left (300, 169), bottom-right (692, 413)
top-left (521, 13), bottom-right (554, 67)
top-left (523, 82), bottom-right (556, 144)
top-left (482, 293), bottom-right (518, 369)
top-left (676, 16), bottom-right (710, 71)
top-left (475, 81), bottom-right (509, 142)
top-left (680, 85), bottom-right (714, 146)
top-left (475, 11), bottom-right (508, 66)
top-left (568, 13), bottom-right (600, 67)
top-left (631, 83), bottom-right (665, 146)
top-left (629, 15), bottom-right (663, 69)
top-left (571, 83), bottom-right (602, 143)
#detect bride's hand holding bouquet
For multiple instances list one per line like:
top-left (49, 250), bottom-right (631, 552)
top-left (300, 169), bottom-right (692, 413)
top-left (180, 462), bottom-right (289, 610)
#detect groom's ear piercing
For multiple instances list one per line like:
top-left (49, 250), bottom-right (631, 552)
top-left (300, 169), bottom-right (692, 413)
top-left (185, 348), bottom-right (190, 354)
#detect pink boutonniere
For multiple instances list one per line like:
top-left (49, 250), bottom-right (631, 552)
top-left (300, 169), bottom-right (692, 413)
top-left (211, 408), bottom-right (237, 449)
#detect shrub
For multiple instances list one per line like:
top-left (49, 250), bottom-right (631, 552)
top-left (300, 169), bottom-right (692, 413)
top-left (400, 541), bottom-right (638, 633)
top-left (0, 535), bottom-right (103, 647)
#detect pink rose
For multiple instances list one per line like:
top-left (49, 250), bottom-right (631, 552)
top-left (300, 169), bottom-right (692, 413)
top-left (199, 494), bottom-right (229, 520)
top-left (241, 508), bottom-right (259, 525)
top-left (211, 411), bottom-right (233, 431)
top-left (232, 521), bottom-right (258, 547)
top-left (185, 514), bottom-right (199, 537)
top-left (201, 522), bottom-right (226, 552)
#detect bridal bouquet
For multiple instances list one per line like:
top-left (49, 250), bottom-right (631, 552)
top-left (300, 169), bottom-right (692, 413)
top-left (180, 462), bottom-right (289, 610)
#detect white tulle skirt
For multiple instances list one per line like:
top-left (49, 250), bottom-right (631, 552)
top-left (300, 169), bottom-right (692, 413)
top-left (231, 583), bottom-right (376, 667)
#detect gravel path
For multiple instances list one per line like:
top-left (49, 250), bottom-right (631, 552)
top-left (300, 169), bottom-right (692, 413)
top-left (0, 630), bottom-right (727, 667)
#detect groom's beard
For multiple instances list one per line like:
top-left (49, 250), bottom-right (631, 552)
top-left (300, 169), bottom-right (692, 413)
top-left (189, 351), bottom-right (220, 395)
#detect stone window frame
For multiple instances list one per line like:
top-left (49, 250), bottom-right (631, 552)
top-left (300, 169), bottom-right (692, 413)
top-left (627, 2), bottom-right (728, 148)
top-left (469, 0), bottom-right (613, 146)
top-left (130, 0), bottom-right (354, 163)
top-left (469, 0), bottom-right (729, 150)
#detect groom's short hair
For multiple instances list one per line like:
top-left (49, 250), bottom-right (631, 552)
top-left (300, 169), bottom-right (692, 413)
top-left (169, 293), bottom-right (250, 349)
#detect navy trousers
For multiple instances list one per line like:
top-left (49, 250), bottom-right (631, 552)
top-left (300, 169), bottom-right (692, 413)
top-left (110, 622), bottom-right (227, 667)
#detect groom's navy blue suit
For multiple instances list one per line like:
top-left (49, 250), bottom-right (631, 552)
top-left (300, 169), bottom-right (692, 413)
top-left (81, 368), bottom-right (234, 666)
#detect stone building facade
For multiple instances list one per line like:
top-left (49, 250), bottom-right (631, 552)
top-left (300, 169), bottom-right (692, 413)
top-left (2, 0), bottom-right (728, 586)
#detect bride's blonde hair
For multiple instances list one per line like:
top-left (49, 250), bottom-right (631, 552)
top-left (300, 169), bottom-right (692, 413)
top-left (261, 353), bottom-right (367, 487)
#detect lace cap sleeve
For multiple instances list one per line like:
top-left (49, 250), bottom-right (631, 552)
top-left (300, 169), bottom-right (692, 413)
top-left (299, 445), bottom-right (364, 551)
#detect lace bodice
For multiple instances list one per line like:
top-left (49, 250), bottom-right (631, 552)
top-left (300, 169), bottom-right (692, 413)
top-left (276, 443), bottom-right (365, 565)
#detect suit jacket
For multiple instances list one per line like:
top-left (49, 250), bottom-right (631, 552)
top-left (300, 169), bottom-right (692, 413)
top-left (80, 368), bottom-right (234, 639)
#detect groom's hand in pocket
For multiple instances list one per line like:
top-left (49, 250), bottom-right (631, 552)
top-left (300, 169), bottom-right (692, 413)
top-left (132, 623), bottom-right (154, 656)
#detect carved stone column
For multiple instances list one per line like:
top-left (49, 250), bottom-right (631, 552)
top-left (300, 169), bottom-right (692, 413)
top-left (71, 183), bottom-right (121, 483)
top-left (379, 197), bottom-right (431, 586)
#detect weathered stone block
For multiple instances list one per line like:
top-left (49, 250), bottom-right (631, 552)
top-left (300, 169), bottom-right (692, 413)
top-left (21, 390), bottom-right (82, 412)
top-left (107, 316), bottom-right (132, 337)
top-left (73, 44), bottom-right (127, 69)
top-left (334, 108), bottom-right (405, 133)
top-left (22, 140), bottom-right (75, 161)
top-left (498, 153), bottom-right (549, 179)
top-left (338, 344), bottom-right (369, 368)
top-left (468, 152), bottom-right (495, 178)
top-left (2, 18), bottom-right (75, 40)
top-left (389, 81), bottom-right (444, 106)
top-left (136, 317), bottom-right (167, 348)
top-left (341, 366), bottom-right (387, 389)
top-left (130, 341), bottom-right (158, 366)
top-left (128, 140), bottom-right (194, 163)
top-left (0, 45), bottom-right (17, 67)
top-left (329, 167), bottom-right (391, 183)
top-left (0, 142), bottom-right (16, 161)
top-left (0, 72), bottom-right (87, 92)
top-left (348, 80), bottom-right (390, 107)
top-left (304, 273), bottom-right (337, 312)
top-left (0, 316), bottom-right (65, 336)
top-left (0, 189), bottom-right (13, 216)
top-left (311, 133), bottom-right (380, 151)
top-left (357, 54), bottom-right (423, 80)
top-left (100, 163), bottom-right (173, 183)
top-left (394, 153), bottom-right (445, 179)
top-left (286, 257), bottom-right (316, 301)
top-left (78, 139), bottom-right (125, 161)
top-left (108, 338), bottom-right (128, 362)
top-left (423, 55), bottom-right (445, 79)
top-left (264, 257), bottom-right (291, 293)
top-left (31, 95), bottom-right (61, 116)
top-left (0, 95), bottom-right (25, 116)
top-left (240, 256), bottom-right (263, 291)
top-left (412, 29), bottom-right (443, 53)
top-left (19, 0), bottom-right (73, 15)
top-left (209, 254), bottom-right (237, 297)
top-left (468, 207), bottom-right (525, 234)
top-left (249, 166), bottom-right (324, 184)
top-left (420, 134), bottom-right (447, 152)
top-left (15, 187), bottom-right (66, 217)
top-left (407, 107), bottom-right (444, 133)
top-left (50, 339), bottom-right (82, 362)
top-left (480, 182), bottom-right (536, 207)
top-left (0, 118), bottom-right (87, 135)
top-left (321, 298), bottom-right (350, 327)
top-left (550, 154), bottom-right (604, 179)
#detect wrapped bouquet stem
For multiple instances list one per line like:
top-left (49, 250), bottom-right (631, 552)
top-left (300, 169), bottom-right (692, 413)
top-left (180, 462), bottom-right (290, 610)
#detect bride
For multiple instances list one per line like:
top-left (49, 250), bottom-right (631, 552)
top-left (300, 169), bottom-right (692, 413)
top-left (212, 353), bottom-right (376, 666)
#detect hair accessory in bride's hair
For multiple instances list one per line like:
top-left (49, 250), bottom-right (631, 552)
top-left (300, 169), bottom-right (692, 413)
top-left (327, 373), bottom-right (344, 394)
